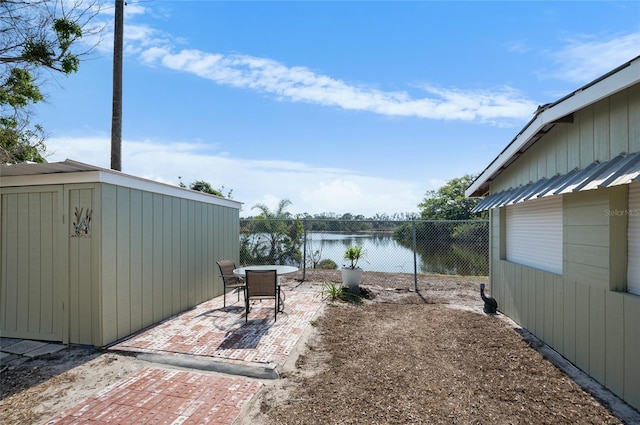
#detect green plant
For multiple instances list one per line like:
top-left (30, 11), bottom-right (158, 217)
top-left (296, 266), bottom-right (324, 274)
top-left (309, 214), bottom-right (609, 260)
top-left (321, 281), bottom-right (362, 304)
top-left (317, 259), bottom-right (338, 269)
top-left (322, 281), bottom-right (344, 301)
top-left (344, 244), bottom-right (364, 269)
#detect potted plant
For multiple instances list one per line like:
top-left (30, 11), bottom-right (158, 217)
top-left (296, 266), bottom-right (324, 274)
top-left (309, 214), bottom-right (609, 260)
top-left (341, 244), bottom-right (364, 291)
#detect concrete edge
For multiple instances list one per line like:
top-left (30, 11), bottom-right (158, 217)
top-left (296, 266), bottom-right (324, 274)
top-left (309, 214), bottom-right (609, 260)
top-left (275, 318), bottom-right (319, 377)
top-left (135, 352), bottom-right (280, 380)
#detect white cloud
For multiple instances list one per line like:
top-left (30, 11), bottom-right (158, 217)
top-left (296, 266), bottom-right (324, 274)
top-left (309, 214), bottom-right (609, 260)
top-left (85, 5), bottom-right (538, 125)
top-left (547, 32), bottom-right (640, 84)
top-left (44, 136), bottom-right (428, 218)
top-left (138, 47), bottom-right (537, 124)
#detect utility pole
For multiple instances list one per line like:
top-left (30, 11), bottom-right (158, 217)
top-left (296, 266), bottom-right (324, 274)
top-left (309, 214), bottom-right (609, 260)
top-left (110, 0), bottom-right (124, 171)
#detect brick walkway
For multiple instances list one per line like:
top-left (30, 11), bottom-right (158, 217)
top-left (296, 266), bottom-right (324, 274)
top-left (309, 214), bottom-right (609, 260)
top-left (45, 286), bottom-right (324, 424)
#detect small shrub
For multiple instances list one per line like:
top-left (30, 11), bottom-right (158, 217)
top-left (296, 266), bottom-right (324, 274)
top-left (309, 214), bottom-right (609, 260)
top-left (322, 281), bottom-right (362, 304)
top-left (317, 259), bottom-right (338, 269)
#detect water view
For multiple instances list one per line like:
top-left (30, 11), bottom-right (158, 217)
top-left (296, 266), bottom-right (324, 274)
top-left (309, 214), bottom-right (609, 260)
top-left (305, 232), bottom-right (489, 276)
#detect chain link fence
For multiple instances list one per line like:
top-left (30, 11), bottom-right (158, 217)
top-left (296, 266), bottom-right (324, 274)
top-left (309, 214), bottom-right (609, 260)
top-left (239, 219), bottom-right (489, 281)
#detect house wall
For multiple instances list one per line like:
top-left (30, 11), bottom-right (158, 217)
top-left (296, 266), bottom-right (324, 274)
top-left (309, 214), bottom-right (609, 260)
top-left (493, 84), bottom-right (640, 193)
top-left (98, 184), bottom-right (240, 346)
top-left (488, 83), bottom-right (640, 410)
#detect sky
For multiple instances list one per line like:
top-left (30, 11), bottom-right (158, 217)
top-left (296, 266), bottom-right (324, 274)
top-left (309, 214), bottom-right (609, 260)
top-left (38, 0), bottom-right (640, 218)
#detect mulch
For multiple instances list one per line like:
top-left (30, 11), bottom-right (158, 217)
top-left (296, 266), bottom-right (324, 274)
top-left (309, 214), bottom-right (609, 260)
top-left (260, 273), bottom-right (624, 424)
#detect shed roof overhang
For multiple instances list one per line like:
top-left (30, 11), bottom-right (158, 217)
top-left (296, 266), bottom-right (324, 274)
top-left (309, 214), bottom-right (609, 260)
top-left (471, 152), bottom-right (640, 212)
top-left (0, 159), bottom-right (243, 209)
top-left (465, 55), bottom-right (640, 199)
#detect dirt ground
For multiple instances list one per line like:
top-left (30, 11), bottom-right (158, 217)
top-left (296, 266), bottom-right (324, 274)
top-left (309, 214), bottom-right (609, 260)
top-left (1, 270), bottom-right (637, 424)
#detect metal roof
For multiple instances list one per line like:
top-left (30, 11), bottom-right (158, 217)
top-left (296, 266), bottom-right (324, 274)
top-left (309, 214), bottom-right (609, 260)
top-left (0, 159), bottom-right (104, 176)
top-left (472, 152), bottom-right (640, 212)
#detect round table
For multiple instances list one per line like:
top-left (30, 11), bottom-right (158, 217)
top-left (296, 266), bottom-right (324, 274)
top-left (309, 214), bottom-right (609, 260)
top-left (233, 265), bottom-right (299, 277)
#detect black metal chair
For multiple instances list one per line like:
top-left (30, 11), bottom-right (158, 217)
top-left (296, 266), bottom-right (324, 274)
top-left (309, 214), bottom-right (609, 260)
top-left (244, 269), bottom-right (281, 323)
top-left (216, 260), bottom-right (245, 307)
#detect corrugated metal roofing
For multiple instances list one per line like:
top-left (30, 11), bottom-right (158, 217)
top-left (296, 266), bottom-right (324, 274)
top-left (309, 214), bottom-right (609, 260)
top-left (472, 152), bottom-right (640, 212)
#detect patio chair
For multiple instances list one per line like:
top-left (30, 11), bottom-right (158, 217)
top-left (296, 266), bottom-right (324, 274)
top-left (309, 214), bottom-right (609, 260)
top-left (244, 269), bottom-right (281, 323)
top-left (216, 260), bottom-right (245, 307)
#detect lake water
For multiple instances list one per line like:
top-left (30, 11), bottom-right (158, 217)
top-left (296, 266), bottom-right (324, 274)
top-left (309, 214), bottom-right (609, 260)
top-left (304, 232), bottom-right (489, 276)
top-left (305, 232), bottom-right (420, 274)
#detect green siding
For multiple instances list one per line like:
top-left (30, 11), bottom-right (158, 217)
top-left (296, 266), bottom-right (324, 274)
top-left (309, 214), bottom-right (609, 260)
top-left (588, 288), bottom-right (606, 383)
top-left (101, 184), bottom-right (118, 345)
top-left (492, 86), bottom-right (639, 193)
top-left (552, 274), bottom-right (564, 353)
top-left (630, 84), bottom-right (640, 153)
top-left (487, 82), bottom-right (640, 411)
top-left (605, 292), bottom-right (624, 396)
top-left (624, 295), bottom-right (640, 408)
top-left (1, 186), bottom-right (63, 342)
top-left (1, 180), bottom-right (239, 348)
top-left (97, 185), bottom-right (239, 346)
top-left (68, 187), bottom-right (98, 345)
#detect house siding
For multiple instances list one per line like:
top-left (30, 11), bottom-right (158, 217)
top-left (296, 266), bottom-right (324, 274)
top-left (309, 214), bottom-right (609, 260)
top-left (492, 86), bottom-right (640, 194)
top-left (487, 84), bottom-right (640, 410)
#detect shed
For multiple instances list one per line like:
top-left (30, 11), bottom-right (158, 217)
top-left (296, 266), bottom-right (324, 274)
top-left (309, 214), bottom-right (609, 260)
top-left (1, 159), bottom-right (242, 347)
top-left (466, 56), bottom-right (640, 410)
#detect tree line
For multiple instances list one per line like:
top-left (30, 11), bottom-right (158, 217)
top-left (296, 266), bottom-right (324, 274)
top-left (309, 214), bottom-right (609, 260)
top-left (239, 175), bottom-right (488, 266)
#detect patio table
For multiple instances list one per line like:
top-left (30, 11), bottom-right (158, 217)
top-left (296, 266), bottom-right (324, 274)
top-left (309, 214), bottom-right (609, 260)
top-left (232, 265), bottom-right (298, 277)
top-left (233, 265), bottom-right (298, 316)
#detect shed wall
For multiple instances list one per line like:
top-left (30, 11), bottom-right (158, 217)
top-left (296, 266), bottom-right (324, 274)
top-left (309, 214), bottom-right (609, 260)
top-left (0, 186), bottom-right (64, 342)
top-left (1, 180), bottom-right (240, 347)
top-left (98, 184), bottom-right (239, 346)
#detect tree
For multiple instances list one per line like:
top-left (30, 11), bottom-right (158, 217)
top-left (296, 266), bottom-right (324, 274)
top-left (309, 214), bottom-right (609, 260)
top-left (179, 178), bottom-right (233, 198)
top-left (190, 180), bottom-right (223, 197)
top-left (241, 199), bottom-right (304, 265)
top-left (393, 174), bottom-right (488, 247)
top-left (1, 0), bottom-right (103, 164)
top-left (418, 174), bottom-right (486, 220)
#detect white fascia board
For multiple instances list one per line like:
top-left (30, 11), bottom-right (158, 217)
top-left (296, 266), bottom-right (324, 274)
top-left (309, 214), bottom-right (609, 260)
top-left (1, 171), bottom-right (243, 210)
top-left (466, 57), bottom-right (640, 198)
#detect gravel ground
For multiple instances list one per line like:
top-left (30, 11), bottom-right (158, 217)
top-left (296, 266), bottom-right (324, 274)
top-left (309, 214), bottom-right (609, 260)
top-left (1, 270), bottom-right (637, 424)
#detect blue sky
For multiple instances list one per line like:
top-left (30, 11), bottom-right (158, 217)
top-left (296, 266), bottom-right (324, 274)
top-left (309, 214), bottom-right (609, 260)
top-left (41, 1), bottom-right (640, 217)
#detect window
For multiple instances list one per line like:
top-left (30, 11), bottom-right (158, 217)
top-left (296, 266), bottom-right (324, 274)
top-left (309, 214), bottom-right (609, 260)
top-left (505, 196), bottom-right (563, 274)
top-left (628, 182), bottom-right (640, 295)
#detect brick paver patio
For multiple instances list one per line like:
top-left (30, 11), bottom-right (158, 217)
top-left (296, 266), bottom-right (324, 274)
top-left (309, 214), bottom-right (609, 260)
top-left (44, 286), bottom-right (324, 424)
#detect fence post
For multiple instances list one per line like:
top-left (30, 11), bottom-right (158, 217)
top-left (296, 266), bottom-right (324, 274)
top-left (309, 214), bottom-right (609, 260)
top-left (302, 219), bottom-right (307, 281)
top-left (412, 219), bottom-right (418, 291)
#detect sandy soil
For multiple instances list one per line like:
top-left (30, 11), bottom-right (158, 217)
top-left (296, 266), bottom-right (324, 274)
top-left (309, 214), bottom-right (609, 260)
top-left (1, 270), bottom-right (638, 424)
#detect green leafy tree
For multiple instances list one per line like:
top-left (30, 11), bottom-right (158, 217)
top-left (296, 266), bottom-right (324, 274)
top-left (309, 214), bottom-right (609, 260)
top-left (190, 180), bottom-right (223, 197)
top-left (1, 0), bottom-right (103, 164)
top-left (418, 174), bottom-right (485, 220)
top-left (394, 174), bottom-right (488, 245)
top-left (178, 177), bottom-right (233, 198)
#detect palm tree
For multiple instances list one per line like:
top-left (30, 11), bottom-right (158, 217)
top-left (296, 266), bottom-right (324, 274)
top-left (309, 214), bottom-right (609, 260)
top-left (244, 199), bottom-right (302, 265)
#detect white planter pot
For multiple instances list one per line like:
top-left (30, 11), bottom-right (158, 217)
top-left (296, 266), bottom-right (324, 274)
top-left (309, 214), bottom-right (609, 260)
top-left (341, 268), bottom-right (363, 291)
